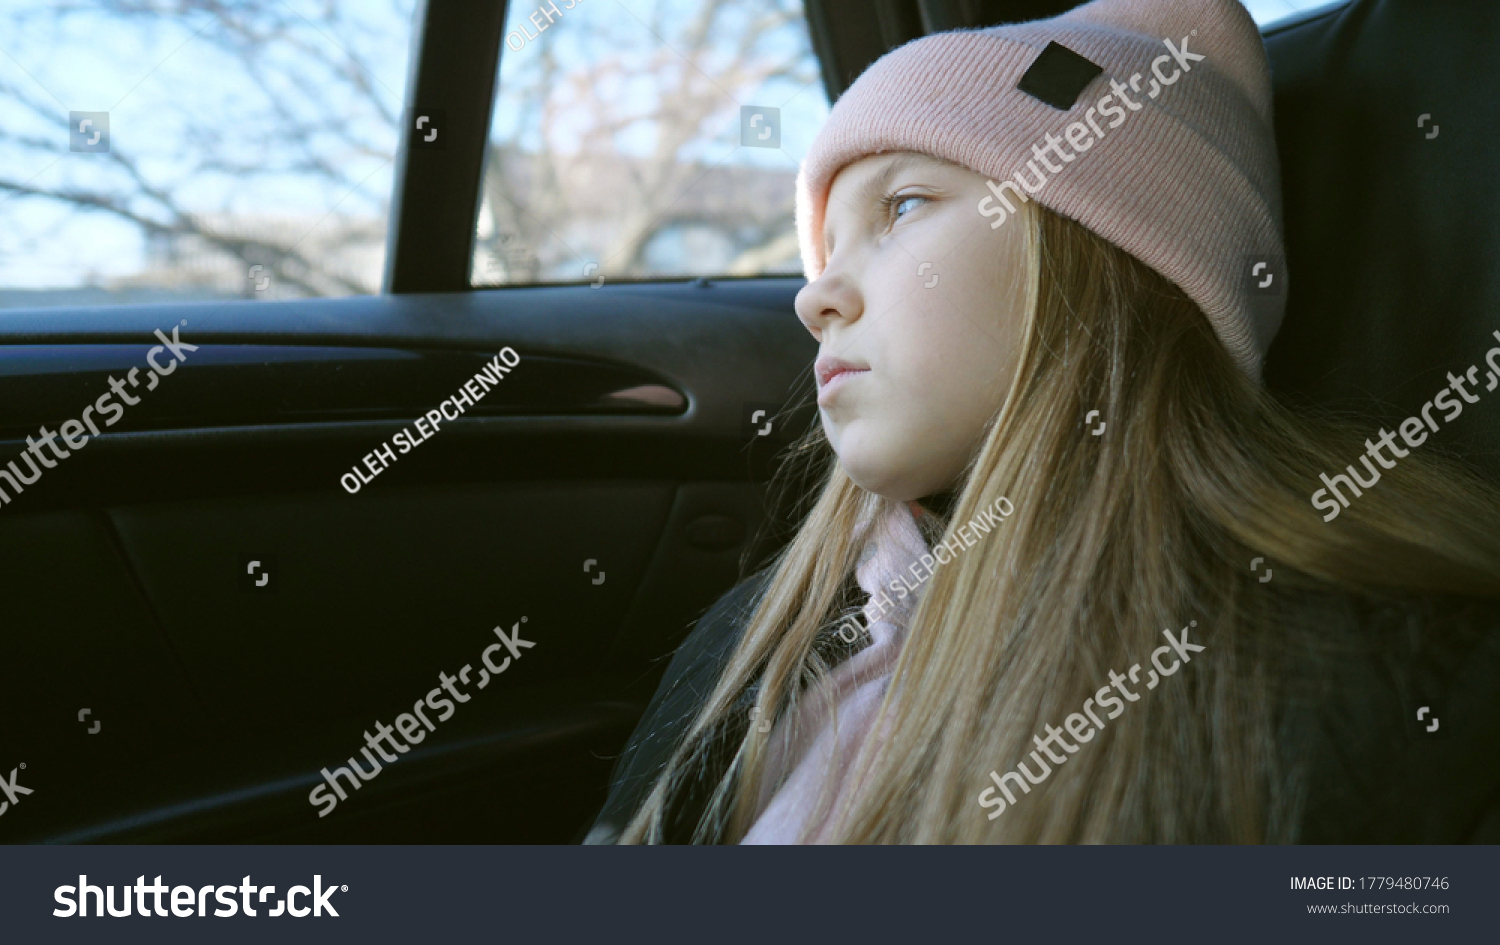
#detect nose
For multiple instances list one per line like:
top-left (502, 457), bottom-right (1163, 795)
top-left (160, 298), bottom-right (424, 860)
top-left (795, 268), bottom-right (862, 337)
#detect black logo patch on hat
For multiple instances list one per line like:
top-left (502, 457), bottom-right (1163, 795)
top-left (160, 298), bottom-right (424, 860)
top-left (1017, 41), bottom-right (1104, 110)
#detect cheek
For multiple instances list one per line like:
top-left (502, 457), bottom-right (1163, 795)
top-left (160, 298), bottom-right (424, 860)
top-left (896, 335), bottom-right (979, 412)
top-left (897, 337), bottom-right (1009, 448)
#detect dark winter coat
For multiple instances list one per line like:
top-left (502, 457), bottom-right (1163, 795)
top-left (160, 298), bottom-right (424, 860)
top-left (585, 569), bottom-right (1500, 844)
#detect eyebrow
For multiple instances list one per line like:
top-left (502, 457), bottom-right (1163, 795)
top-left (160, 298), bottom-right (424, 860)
top-left (823, 154), bottom-right (937, 258)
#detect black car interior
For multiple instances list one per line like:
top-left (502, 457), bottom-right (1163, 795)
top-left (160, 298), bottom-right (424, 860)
top-left (4, 0), bottom-right (1493, 844)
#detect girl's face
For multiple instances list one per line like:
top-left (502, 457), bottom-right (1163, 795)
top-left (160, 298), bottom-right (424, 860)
top-left (796, 151), bottom-right (1028, 501)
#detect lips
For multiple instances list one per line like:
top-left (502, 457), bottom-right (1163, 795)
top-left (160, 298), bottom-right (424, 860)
top-left (815, 355), bottom-right (870, 407)
top-left (815, 355), bottom-right (870, 389)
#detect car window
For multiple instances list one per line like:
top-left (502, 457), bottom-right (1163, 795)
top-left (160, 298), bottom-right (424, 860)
top-left (1241, 0), bottom-right (1350, 28)
top-left (472, 0), bottom-right (830, 288)
top-left (0, 1), bottom-right (416, 309)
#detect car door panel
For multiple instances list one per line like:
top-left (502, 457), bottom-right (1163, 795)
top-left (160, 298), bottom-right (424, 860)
top-left (0, 278), bottom-right (815, 842)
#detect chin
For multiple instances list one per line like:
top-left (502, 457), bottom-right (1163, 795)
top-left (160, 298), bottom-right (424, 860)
top-left (836, 451), bottom-right (919, 501)
top-left (830, 423), bottom-right (935, 501)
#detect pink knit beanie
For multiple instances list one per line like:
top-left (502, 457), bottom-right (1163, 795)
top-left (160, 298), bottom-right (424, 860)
top-left (794, 0), bottom-right (1285, 381)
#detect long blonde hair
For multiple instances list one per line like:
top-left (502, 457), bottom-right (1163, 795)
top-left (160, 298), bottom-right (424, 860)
top-left (621, 196), bottom-right (1500, 844)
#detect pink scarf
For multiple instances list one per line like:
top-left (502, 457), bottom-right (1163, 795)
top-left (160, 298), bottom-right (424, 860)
top-left (740, 499), bottom-right (932, 844)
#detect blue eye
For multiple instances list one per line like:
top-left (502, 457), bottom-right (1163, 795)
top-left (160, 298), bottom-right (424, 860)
top-left (883, 192), bottom-right (928, 223)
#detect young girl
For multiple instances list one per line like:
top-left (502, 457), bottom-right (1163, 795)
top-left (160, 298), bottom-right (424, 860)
top-left (586, 0), bottom-right (1500, 844)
